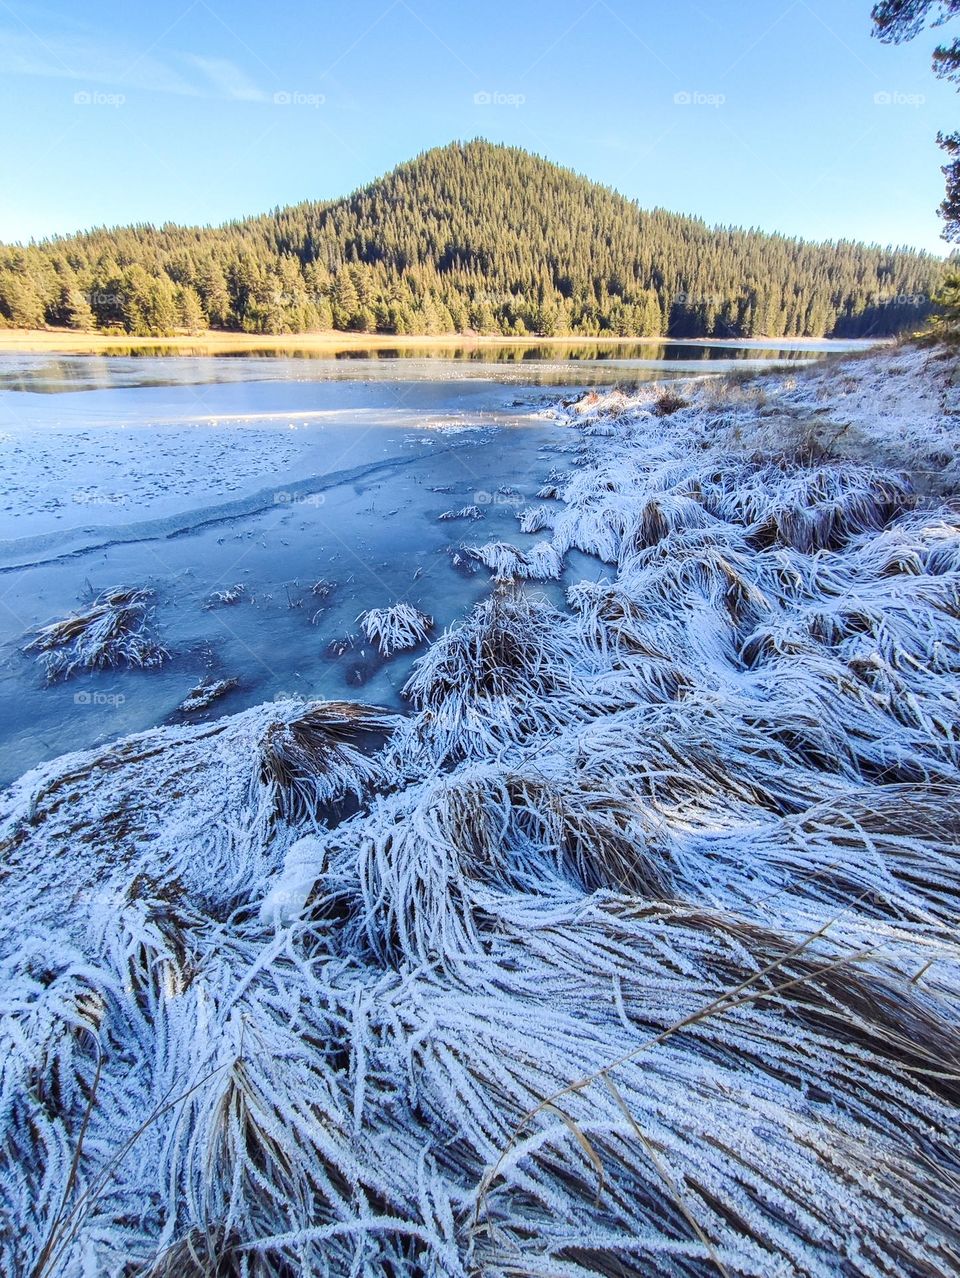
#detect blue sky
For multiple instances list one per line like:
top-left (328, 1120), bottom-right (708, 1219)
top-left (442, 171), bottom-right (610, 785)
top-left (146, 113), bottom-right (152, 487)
top-left (0, 0), bottom-right (955, 252)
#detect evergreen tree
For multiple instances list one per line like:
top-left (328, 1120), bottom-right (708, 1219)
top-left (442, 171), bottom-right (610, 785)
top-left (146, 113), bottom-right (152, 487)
top-left (176, 284), bottom-right (205, 332)
top-left (141, 273), bottom-right (179, 335)
top-left (639, 290), bottom-right (663, 337)
top-left (332, 271), bottom-right (361, 330)
top-left (873, 1), bottom-right (960, 239)
top-left (446, 296), bottom-right (468, 333)
top-left (469, 297), bottom-right (498, 335)
top-left (932, 270), bottom-right (960, 329)
top-left (314, 296), bottom-right (334, 330)
top-left (354, 305), bottom-right (376, 333)
top-left (195, 259), bottom-right (231, 327)
top-left (0, 269), bottom-right (45, 328)
top-left (61, 285), bottom-right (96, 331)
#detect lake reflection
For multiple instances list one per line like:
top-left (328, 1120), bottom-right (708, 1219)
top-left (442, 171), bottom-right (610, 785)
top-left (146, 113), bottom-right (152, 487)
top-left (0, 338), bottom-right (876, 395)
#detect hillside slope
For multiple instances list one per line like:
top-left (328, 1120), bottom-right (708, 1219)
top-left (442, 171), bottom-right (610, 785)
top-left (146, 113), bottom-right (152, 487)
top-left (0, 140), bottom-right (947, 338)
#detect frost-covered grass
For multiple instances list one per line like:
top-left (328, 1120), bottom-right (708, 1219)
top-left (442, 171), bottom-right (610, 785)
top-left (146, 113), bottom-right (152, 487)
top-left (465, 539), bottom-right (564, 581)
top-left (437, 505), bottom-right (485, 522)
top-left (206, 583), bottom-right (246, 607)
top-left (177, 676), bottom-right (239, 714)
top-left (258, 700), bottom-right (398, 819)
top-left (517, 504), bottom-right (554, 533)
top-left (22, 586), bottom-right (167, 681)
top-left (356, 603), bottom-right (434, 656)
top-left (3, 344), bottom-right (960, 1276)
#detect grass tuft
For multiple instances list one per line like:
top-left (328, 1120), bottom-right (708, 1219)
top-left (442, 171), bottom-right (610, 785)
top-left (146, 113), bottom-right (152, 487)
top-left (23, 586), bottom-right (167, 681)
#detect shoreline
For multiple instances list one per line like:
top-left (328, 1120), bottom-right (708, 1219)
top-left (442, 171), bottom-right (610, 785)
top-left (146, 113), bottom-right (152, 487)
top-left (3, 342), bottom-right (959, 1274)
top-left (0, 328), bottom-right (887, 357)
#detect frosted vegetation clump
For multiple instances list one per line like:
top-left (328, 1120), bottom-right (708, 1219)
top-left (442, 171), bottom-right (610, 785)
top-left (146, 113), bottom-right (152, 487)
top-left (357, 604), bottom-right (435, 656)
top-left (23, 586), bottom-right (167, 681)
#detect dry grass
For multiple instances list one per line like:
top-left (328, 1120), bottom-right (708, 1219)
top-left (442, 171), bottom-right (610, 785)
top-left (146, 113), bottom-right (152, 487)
top-left (0, 329), bottom-right (705, 356)
top-left (206, 584), bottom-right (246, 607)
top-left (258, 700), bottom-right (396, 820)
top-left (177, 678), bottom-right (239, 714)
top-left (396, 585), bottom-right (580, 765)
top-left (23, 586), bottom-right (167, 681)
top-left (517, 505), bottom-right (554, 534)
top-left (356, 604), bottom-right (434, 656)
top-left (651, 389), bottom-right (689, 417)
top-left (438, 505), bottom-right (485, 522)
top-left (465, 539), bottom-right (564, 581)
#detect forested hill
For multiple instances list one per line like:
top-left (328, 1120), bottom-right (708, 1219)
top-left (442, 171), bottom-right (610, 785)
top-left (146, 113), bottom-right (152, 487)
top-left (0, 140), bottom-right (947, 339)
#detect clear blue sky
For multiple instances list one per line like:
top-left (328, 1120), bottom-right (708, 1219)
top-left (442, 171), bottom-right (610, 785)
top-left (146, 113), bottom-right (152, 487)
top-left (0, 0), bottom-right (955, 252)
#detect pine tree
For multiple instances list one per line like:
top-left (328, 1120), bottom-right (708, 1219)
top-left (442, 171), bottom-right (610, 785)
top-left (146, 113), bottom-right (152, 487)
top-left (639, 291), bottom-right (663, 337)
top-left (332, 271), bottom-right (360, 330)
top-left (0, 270), bottom-right (45, 328)
top-left (872, 0), bottom-right (960, 239)
top-left (176, 285), bottom-right (205, 333)
top-left (469, 298), bottom-right (498, 335)
top-left (354, 305), bottom-right (376, 333)
top-left (446, 297), bottom-right (468, 333)
top-left (56, 282), bottom-right (96, 331)
top-left (314, 297), bottom-right (334, 331)
top-left (141, 274), bottom-right (179, 336)
top-left (195, 259), bottom-right (231, 328)
top-left (932, 270), bottom-right (960, 330)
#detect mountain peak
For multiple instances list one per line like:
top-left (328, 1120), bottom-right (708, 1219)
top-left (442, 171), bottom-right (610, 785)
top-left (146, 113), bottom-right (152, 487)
top-left (0, 142), bottom-right (943, 338)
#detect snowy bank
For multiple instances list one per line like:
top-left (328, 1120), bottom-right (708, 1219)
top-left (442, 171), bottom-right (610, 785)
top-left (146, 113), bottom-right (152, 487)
top-left (2, 343), bottom-right (960, 1277)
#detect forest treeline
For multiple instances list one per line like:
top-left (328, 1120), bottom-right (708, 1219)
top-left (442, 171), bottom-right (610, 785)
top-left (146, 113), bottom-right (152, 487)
top-left (0, 140), bottom-right (950, 339)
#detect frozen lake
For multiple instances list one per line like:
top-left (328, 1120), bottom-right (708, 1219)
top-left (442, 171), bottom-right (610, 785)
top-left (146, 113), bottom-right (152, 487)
top-left (0, 343), bottom-right (859, 784)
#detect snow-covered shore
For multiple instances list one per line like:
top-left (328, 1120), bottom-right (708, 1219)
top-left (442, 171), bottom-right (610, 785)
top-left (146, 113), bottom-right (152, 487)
top-left (3, 342), bottom-right (960, 1277)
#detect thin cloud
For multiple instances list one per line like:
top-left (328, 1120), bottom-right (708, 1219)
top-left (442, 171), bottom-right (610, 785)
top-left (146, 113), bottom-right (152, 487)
top-left (184, 53), bottom-right (269, 101)
top-left (0, 28), bottom-right (269, 100)
top-left (0, 29), bottom-right (197, 93)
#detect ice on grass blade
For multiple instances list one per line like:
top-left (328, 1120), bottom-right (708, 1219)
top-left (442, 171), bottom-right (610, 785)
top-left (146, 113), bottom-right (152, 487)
top-left (258, 699), bottom-right (398, 821)
top-left (356, 604), bottom-right (434, 656)
top-left (177, 677), bottom-right (239, 714)
top-left (396, 585), bottom-right (583, 766)
top-left (438, 505), bottom-right (484, 522)
top-left (258, 833), bottom-right (326, 927)
top-left (23, 587), bottom-right (167, 682)
top-left (701, 462), bottom-right (913, 552)
top-left (465, 540), bottom-right (563, 581)
top-left (474, 905), bottom-right (960, 1277)
top-left (517, 505), bottom-right (554, 534)
top-left (206, 584), bottom-right (246, 607)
